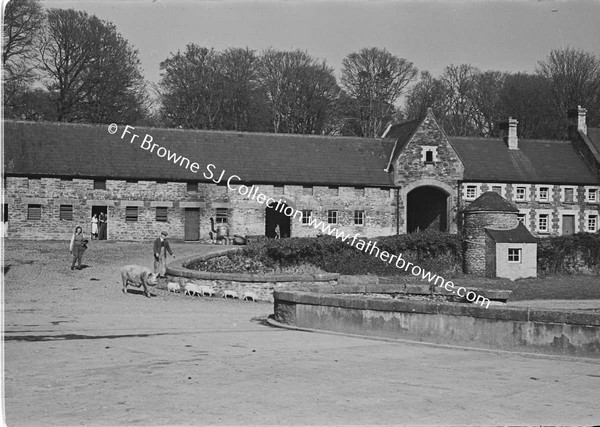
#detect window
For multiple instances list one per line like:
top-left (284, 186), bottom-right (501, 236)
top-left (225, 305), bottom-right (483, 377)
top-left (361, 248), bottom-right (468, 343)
top-left (564, 188), bottom-right (574, 203)
top-left (329, 186), bottom-right (339, 196)
top-left (187, 182), bottom-right (198, 192)
top-left (588, 215), bottom-right (598, 232)
top-left (465, 185), bottom-right (477, 200)
top-left (354, 187), bottom-right (365, 197)
top-left (156, 207), bottom-right (168, 222)
top-left (59, 205), bottom-right (73, 221)
top-left (273, 185), bottom-right (284, 195)
top-left (425, 150), bottom-right (433, 163)
top-left (354, 210), bottom-right (364, 226)
top-left (327, 210), bottom-right (338, 224)
top-left (27, 204), bottom-right (41, 221)
top-left (491, 186), bottom-right (502, 195)
top-left (508, 248), bottom-right (522, 263)
top-left (515, 186), bottom-right (526, 201)
top-left (93, 180), bottom-right (106, 190)
top-left (125, 206), bottom-right (138, 222)
top-left (538, 214), bottom-right (549, 232)
top-left (538, 187), bottom-right (550, 202)
top-left (303, 186), bottom-right (313, 196)
top-left (216, 208), bottom-right (228, 224)
top-left (587, 188), bottom-right (598, 203)
top-left (301, 210), bottom-right (312, 225)
top-left (517, 213), bottom-right (526, 223)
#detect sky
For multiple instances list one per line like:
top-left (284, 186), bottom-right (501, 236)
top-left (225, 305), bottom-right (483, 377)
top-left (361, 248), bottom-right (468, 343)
top-left (37, 0), bottom-right (600, 86)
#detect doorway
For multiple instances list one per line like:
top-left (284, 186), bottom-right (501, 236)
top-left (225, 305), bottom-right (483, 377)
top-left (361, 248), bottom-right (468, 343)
top-left (265, 202), bottom-right (291, 238)
top-left (562, 215), bottom-right (575, 235)
top-left (91, 206), bottom-right (108, 240)
top-left (184, 208), bottom-right (200, 241)
top-left (406, 186), bottom-right (448, 232)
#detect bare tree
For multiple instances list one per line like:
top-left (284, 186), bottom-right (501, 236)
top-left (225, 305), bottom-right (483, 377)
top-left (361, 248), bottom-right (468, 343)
top-left (537, 48), bottom-right (600, 128)
top-left (38, 9), bottom-right (147, 123)
top-left (2, 0), bottom-right (44, 111)
top-left (341, 47), bottom-right (417, 138)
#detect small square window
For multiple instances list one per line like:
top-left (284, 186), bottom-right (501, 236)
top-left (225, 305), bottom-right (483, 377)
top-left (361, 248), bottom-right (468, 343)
top-left (425, 150), bottom-right (433, 163)
top-left (273, 185), bottom-right (284, 195)
top-left (59, 205), bottom-right (73, 221)
top-left (303, 186), bottom-right (313, 196)
top-left (187, 182), bottom-right (198, 192)
top-left (538, 187), bottom-right (549, 202)
top-left (588, 215), bottom-right (598, 232)
top-left (327, 210), bottom-right (338, 224)
top-left (538, 214), bottom-right (549, 232)
top-left (156, 207), bottom-right (168, 222)
top-left (354, 187), bottom-right (365, 197)
top-left (515, 186), bottom-right (526, 201)
top-left (508, 248), bottom-right (521, 263)
top-left (216, 208), bottom-right (228, 224)
top-left (354, 210), bottom-right (364, 226)
top-left (93, 180), bottom-right (106, 190)
top-left (329, 186), bottom-right (339, 196)
top-left (587, 188), bottom-right (598, 203)
top-left (301, 209), bottom-right (312, 225)
top-left (125, 206), bottom-right (138, 222)
top-left (27, 204), bottom-right (41, 221)
top-left (517, 213), bottom-right (526, 223)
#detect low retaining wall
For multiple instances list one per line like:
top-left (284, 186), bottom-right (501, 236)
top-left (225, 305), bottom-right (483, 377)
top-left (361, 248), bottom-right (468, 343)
top-left (166, 249), bottom-right (339, 302)
top-left (273, 287), bottom-right (600, 357)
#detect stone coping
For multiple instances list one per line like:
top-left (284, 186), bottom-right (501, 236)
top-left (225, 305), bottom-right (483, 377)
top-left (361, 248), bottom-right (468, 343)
top-left (167, 248), bottom-right (339, 283)
top-left (274, 290), bottom-right (600, 327)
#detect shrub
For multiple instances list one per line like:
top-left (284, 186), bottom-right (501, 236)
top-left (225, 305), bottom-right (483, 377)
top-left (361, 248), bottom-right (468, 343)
top-left (537, 232), bottom-right (600, 274)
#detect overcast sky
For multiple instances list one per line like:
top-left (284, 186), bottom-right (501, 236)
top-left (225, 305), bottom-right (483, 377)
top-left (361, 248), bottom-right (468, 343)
top-left (39, 0), bottom-right (600, 86)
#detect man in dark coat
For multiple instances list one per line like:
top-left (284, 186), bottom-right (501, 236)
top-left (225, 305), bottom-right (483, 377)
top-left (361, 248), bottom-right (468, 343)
top-left (153, 231), bottom-right (175, 278)
top-left (98, 212), bottom-right (107, 240)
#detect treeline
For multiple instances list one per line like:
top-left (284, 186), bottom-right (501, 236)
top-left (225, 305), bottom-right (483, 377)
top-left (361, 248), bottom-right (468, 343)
top-left (4, 0), bottom-right (600, 139)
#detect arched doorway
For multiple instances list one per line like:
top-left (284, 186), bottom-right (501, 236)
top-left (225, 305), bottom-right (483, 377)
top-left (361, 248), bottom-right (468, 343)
top-left (265, 202), bottom-right (291, 238)
top-left (407, 186), bottom-right (448, 232)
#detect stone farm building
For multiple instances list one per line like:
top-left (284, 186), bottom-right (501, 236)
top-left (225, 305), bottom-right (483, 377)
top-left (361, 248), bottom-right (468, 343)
top-left (3, 107), bottom-right (600, 241)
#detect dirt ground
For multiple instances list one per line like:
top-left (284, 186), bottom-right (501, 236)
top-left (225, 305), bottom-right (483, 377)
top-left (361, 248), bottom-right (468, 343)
top-left (3, 240), bottom-right (600, 426)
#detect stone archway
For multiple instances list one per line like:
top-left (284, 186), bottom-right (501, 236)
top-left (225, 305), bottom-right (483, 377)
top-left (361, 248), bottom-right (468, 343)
top-left (407, 186), bottom-right (448, 232)
top-left (400, 179), bottom-right (456, 234)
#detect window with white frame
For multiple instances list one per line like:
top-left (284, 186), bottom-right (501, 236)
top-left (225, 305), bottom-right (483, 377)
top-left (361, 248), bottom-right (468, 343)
top-left (537, 186), bottom-right (550, 202)
top-left (588, 214), bottom-right (598, 232)
top-left (421, 146), bottom-right (438, 163)
top-left (514, 186), bottom-right (527, 201)
top-left (564, 187), bottom-right (575, 203)
top-left (354, 210), bottom-right (365, 226)
top-left (538, 213), bottom-right (549, 232)
top-left (465, 185), bottom-right (477, 200)
top-left (517, 213), bottom-right (526, 223)
top-left (301, 210), bottom-right (312, 225)
top-left (508, 248), bottom-right (522, 263)
top-left (327, 210), bottom-right (338, 224)
top-left (587, 188), bottom-right (598, 203)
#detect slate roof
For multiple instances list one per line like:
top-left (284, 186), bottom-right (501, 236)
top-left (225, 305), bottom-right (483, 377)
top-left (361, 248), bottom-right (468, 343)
top-left (3, 120), bottom-right (395, 187)
top-left (450, 137), bottom-right (600, 184)
top-left (485, 222), bottom-right (538, 244)
top-left (587, 127), bottom-right (600, 156)
top-left (383, 118), bottom-right (422, 171)
top-left (464, 191), bottom-right (520, 213)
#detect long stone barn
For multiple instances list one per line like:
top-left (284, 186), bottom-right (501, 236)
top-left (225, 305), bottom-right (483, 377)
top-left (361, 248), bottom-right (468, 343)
top-left (2, 107), bottom-right (600, 241)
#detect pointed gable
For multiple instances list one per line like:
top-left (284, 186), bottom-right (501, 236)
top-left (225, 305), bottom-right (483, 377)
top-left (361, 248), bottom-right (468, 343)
top-left (384, 109), bottom-right (464, 187)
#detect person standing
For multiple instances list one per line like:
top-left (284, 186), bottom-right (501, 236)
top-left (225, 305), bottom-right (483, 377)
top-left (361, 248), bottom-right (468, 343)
top-left (91, 214), bottom-right (98, 240)
top-left (153, 231), bottom-right (175, 278)
top-left (69, 226), bottom-right (88, 270)
top-left (98, 211), bottom-right (107, 240)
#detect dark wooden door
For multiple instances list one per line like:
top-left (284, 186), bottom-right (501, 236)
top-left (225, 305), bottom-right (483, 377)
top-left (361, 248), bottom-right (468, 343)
top-left (562, 215), bottom-right (575, 235)
top-left (184, 208), bottom-right (200, 241)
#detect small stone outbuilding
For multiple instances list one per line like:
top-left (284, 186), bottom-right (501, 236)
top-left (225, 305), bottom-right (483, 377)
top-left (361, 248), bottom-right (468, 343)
top-left (485, 223), bottom-right (538, 280)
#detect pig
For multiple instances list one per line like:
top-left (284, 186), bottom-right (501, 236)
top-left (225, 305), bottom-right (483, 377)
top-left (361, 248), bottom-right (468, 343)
top-left (198, 285), bottom-right (215, 297)
top-left (167, 282), bottom-right (181, 293)
top-left (221, 289), bottom-right (238, 299)
top-left (242, 291), bottom-right (258, 302)
top-left (184, 283), bottom-right (200, 296)
top-left (120, 265), bottom-right (158, 298)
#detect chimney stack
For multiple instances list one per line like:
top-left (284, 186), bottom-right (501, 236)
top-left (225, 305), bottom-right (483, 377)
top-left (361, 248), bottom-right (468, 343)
top-left (568, 105), bottom-right (587, 135)
top-left (500, 117), bottom-right (519, 150)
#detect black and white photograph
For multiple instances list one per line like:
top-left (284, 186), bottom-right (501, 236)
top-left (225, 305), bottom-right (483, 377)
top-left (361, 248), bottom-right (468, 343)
top-left (2, 0), bottom-right (600, 425)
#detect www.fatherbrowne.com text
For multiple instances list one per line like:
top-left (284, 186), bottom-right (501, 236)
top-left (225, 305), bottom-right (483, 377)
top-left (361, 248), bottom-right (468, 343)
top-left (108, 124), bottom-right (491, 309)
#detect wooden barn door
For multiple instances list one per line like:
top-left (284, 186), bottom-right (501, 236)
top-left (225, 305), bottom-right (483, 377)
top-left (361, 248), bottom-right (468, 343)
top-left (184, 208), bottom-right (200, 241)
